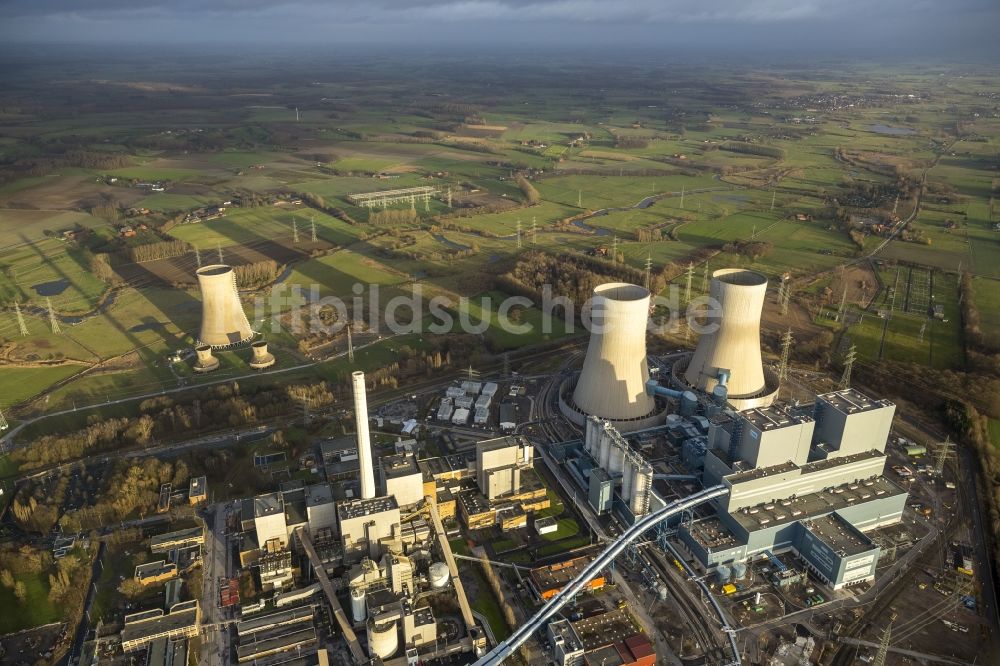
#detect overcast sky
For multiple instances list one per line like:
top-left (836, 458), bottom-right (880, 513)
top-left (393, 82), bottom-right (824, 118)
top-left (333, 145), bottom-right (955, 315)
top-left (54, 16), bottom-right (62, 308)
top-left (0, 0), bottom-right (997, 56)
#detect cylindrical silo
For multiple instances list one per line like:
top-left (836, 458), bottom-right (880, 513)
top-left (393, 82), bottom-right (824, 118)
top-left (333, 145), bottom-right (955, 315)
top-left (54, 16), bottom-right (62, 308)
top-left (249, 340), bottom-right (275, 369)
top-left (716, 565), bottom-right (732, 584)
top-left (368, 619), bottom-right (399, 659)
top-left (608, 440), bottom-right (625, 476)
top-left (684, 269), bottom-right (770, 404)
top-left (732, 562), bottom-right (748, 580)
top-left (568, 283), bottom-right (657, 431)
top-left (428, 562), bottom-right (450, 589)
top-left (585, 415), bottom-right (601, 455)
top-left (196, 265), bottom-right (254, 348)
top-left (598, 428), bottom-right (613, 471)
top-left (621, 456), bottom-right (634, 501)
top-left (630, 463), bottom-right (652, 516)
top-left (350, 587), bottom-right (366, 623)
top-left (352, 371), bottom-right (376, 500)
top-left (193, 344), bottom-right (219, 373)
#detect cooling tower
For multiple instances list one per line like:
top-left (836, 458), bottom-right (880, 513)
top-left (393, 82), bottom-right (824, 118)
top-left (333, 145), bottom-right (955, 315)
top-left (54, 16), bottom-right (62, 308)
top-left (248, 340), bottom-right (275, 370)
top-left (562, 283), bottom-right (663, 432)
top-left (352, 371), bottom-right (376, 500)
top-left (684, 268), bottom-right (778, 409)
top-left (196, 264), bottom-right (254, 348)
top-left (193, 344), bottom-right (219, 373)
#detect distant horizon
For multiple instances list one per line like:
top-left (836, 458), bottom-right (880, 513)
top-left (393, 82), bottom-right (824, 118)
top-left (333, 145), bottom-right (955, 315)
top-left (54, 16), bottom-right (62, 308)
top-left (1, 0), bottom-right (999, 60)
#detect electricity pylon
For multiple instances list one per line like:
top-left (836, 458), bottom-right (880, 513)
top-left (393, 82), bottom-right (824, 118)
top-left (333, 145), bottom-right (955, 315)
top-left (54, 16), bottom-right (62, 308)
top-left (836, 286), bottom-right (847, 322)
top-left (611, 235), bottom-right (618, 263)
top-left (577, 189), bottom-right (582, 207)
top-left (839, 344), bottom-right (857, 390)
top-left (781, 279), bottom-right (791, 316)
top-left (770, 188), bottom-right (776, 211)
top-left (311, 216), bottom-right (317, 242)
top-left (292, 218), bottom-right (299, 244)
top-left (217, 243), bottom-right (224, 263)
top-left (347, 323), bottom-right (355, 363)
top-left (932, 437), bottom-right (954, 476)
top-left (684, 262), bottom-right (694, 305)
top-left (531, 217), bottom-right (537, 245)
top-left (778, 328), bottom-right (793, 382)
top-left (194, 246), bottom-right (202, 268)
top-left (701, 263), bottom-right (709, 294)
top-left (516, 220), bottom-right (522, 249)
top-left (46, 297), bottom-right (60, 335)
top-left (447, 187), bottom-right (453, 208)
top-left (14, 301), bottom-right (28, 337)
top-left (0, 408), bottom-right (8, 431)
top-left (872, 624), bottom-right (891, 666)
top-left (679, 187), bottom-right (685, 209)
top-left (644, 254), bottom-right (653, 291)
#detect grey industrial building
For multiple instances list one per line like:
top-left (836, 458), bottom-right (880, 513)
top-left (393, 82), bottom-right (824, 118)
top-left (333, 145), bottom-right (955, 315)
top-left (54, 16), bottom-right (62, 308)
top-left (679, 387), bottom-right (904, 589)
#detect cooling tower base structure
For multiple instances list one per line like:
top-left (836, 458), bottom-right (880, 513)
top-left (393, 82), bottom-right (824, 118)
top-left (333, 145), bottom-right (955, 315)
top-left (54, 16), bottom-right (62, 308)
top-left (193, 344), bottom-right (220, 373)
top-left (248, 340), bottom-right (276, 370)
top-left (560, 282), bottom-right (667, 433)
top-left (682, 268), bottom-right (779, 410)
top-left (196, 264), bottom-right (255, 349)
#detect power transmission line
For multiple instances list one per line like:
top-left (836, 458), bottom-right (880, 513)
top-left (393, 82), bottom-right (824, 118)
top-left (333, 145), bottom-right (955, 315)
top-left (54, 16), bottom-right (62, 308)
top-left (46, 297), bottom-right (60, 335)
top-left (778, 328), bottom-right (793, 383)
top-left (684, 262), bottom-right (694, 304)
top-left (839, 344), bottom-right (857, 390)
top-left (14, 301), bottom-right (28, 336)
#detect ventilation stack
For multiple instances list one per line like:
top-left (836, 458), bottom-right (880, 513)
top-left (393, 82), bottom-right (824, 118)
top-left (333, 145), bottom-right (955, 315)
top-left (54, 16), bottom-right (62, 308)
top-left (196, 264), bottom-right (254, 348)
top-left (563, 282), bottom-right (664, 432)
top-left (249, 340), bottom-right (275, 369)
top-left (193, 344), bottom-right (219, 373)
top-left (684, 268), bottom-right (778, 409)
top-left (352, 371), bottom-right (376, 500)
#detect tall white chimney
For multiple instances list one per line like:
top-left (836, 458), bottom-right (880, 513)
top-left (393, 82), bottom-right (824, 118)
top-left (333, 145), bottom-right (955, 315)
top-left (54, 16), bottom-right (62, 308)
top-left (352, 371), bottom-right (376, 499)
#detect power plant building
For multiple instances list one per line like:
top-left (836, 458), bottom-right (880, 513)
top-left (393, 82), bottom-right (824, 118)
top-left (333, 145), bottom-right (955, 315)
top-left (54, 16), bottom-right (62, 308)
top-left (380, 453), bottom-right (425, 508)
top-left (681, 386), bottom-right (907, 589)
top-left (337, 496), bottom-right (401, 563)
top-left (195, 265), bottom-right (254, 348)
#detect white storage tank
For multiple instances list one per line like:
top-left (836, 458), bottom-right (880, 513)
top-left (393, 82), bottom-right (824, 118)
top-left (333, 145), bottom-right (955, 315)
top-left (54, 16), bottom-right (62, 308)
top-left (350, 587), bottom-right (366, 623)
top-left (368, 619), bottom-right (399, 659)
top-left (428, 562), bottom-right (450, 589)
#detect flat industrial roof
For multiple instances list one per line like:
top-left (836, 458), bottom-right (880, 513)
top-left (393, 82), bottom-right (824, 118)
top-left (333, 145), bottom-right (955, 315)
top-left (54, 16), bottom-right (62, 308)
top-left (687, 516), bottom-right (740, 550)
top-left (570, 609), bottom-right (639, 652)
top-left (149, 527), bottom-right (204, 551)
top-left (740, 404), bottom-right (812, 431)
top-left (732, 475), bottom-right (904, 533)
top-left (121, 603), bottom-right (198, 646)
top-left (237, 606), bottom-right (315, 636)
top-left (304, 483), bottom-right (333, 506)
top-left (381, 453), bottom-right (420, 479)
top-left (530, 555), bottom-right (596, 593)
top-left (816, 388), bottom-right (893, 414)
top-left (337, 495), bottom-right (398, 520)
top-left (801, 513), bottom-right (876, 557)
top-left (254, 493), bottom-right (283, 518)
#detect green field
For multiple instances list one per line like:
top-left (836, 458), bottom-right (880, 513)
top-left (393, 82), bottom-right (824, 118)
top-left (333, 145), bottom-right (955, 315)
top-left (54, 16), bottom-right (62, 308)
top-left (169, 206), bottom-right (367, 249)
top-left (0, 572), bottom-right (62, 633)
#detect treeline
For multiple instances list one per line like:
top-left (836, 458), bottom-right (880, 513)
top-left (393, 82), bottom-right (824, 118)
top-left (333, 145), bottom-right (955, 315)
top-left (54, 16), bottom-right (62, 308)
top-left (614, 136), bottom-right (650, 150)
top-left (722, 239), bottom-right (773, 260)
top-left (635, 226), bottom-right (663, 242)
top-left (719, 141), bottom-right (785, 159)
top-left (515, 174), bottom-right (540, 205)
top-left (126, 239), bottom-right (193, 263)
top-left (0, 150), bottom-right (132, 185)
top-left (10, 382), bottom-right (341, 472)
top-left (496, 250), bottom-right (668, 321)
top-left (299, 192), bottom-right (360, 226)
top-left (433, 199), bottom-right (520, 220)
top-left (234, 260), bottom-right (280, 289)
top-left (89, 251), bottom-right (123, 286)
top-left (369, 209), bottom-right (419, 225)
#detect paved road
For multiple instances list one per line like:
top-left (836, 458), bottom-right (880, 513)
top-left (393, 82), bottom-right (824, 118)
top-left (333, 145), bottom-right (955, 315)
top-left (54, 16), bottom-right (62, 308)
top-left (62, 541), bottom-right (105, 666)
top-left (200, 505), bottom-right (231, 666)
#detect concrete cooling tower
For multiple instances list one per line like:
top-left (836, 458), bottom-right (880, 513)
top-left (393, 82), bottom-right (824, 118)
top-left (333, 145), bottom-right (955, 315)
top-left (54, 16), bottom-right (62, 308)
top-left (683, 268), bottom-right (778, 410)
top-left (560, 282), bottom-right (664, 432)
top-left (196, 264), bottom-right (254, 348)
top-left (248, 340), bottom-right (275, 370)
